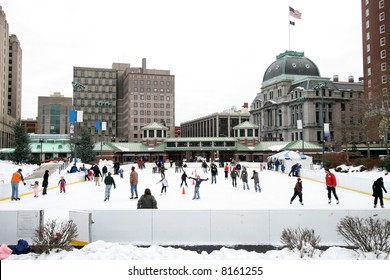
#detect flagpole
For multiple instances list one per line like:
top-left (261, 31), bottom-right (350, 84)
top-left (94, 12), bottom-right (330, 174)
top-left (288, 11), bottom-right (290, 51)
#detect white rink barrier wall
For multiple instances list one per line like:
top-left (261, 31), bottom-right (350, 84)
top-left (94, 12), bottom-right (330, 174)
top-left (0, 171), bottom-right (84, 201)
top-left (72, 209), bottom-right (390, 246)
top-left (301, 169), bottom-right (390, 200)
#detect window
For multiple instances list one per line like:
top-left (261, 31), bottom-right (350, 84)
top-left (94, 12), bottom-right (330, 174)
top-left (366, 20), bottom-right (369, 29)
top-left (381, 62), bottom-right (387, 71)
top-left (381, 50), bottom-right (386, 59)
top-left (366, 32), bottom-right (370, 41)
top-left (380, 37), bottom-right (386, 46)
top-left (368, 79), bottom-right (372, 88)
top-left (368, 67), bottom-right (371, 76)
top-left (380, 25), bottom-right (385, 34)
top-left (366, 8), bottom-right (369, 17)
top-left (379, 0), bottom-right (384, 9)
top-left (379, 12), bottom-right (385, 21)
top-left (367, 43), bottom-right (370, 52)
top-left (382, 75), bottom-right (387, 84)
top-left (367, 55), bottom-right (371, 64)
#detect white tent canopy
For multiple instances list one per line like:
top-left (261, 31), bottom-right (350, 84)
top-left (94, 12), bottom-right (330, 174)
top-left (268, 150), bottom-right (313, 171)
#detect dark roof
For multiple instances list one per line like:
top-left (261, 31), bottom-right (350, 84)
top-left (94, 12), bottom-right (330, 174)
top-left (263, 51), bottom-right (320, 82)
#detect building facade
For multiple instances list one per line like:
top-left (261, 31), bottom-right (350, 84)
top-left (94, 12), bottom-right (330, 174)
top-left (250, 51), bottom-right (364, 152)
top-left (73, 66), bottom-right (118, 143)
top-left (0, 6), bottom-right (22, 148)
top-left (180, 103), bottom-right (250, 138)
top-left (115, 59), bottom-right (175, 143)
top-left (21, 118), bottom-right (38, 134)
top-left (37, 92), bottom-right (72, 134)
top-left (361, 0), bottom-right (390, 143)
top-left (73, 59), bottom-right (175, 143)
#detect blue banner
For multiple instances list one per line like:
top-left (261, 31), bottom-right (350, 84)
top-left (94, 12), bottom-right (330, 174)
top-left (95, 120), bottom-right (102, 131)
top-left (69, 110), bottom-right (76, 123)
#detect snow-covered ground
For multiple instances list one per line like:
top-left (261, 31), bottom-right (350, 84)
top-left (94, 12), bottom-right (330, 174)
top-left (1, 160), bottom-right (389, 279)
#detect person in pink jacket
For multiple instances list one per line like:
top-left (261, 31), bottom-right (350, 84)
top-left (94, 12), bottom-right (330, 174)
top-left (325, 168), bottom-right (339, 204)
top-left (0, 244), bottom-right (12, 260)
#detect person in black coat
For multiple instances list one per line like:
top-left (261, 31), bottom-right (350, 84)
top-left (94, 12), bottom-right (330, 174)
top-left (372, 177), bottom-right (387, 208)
top-left (42, 170), bottom-right (49, 195)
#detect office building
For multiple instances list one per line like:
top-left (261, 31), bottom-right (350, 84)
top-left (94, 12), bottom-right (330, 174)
top-left (0, 6), bottom-right (22, 148)
top-left (361, 0), bottom-right (390, 143)
top-left (37, 92), bottom-right (72, 134)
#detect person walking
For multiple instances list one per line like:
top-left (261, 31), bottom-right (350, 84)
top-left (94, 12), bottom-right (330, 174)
top-left (240, 166), bottom-right (250, 190)
top-left (325, 168), bottom-right (339, 204)
top-left (137, 188), bottom-right (158, 209)
top-left (251, 170), bottom-right (261, 192)
top-left (10, 168), bottom-right (25, 201)
top-left (372, 177), bottom-right (387, 208)
top-left (230, 167), bottom-right (239, 187)
top-left (188, 175), bottom-right (208, 200)
top-left (210, 162), bottom-right (218, 184)
top-left (157, 175), bottom-right (169, 195)
top-left (130, 166), bottom-right (139, 199)
top-left (104, 172), bottom-right (116, 201)
top-left (290, 177), bottom-right (304, 205)
top-left (42, 170), bottom-right (49, 195)
top-left (58, 176), bottom-right (67, 193)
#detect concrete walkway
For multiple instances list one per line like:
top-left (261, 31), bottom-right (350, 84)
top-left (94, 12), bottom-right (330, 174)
top-left (24, 162), bottom-right (64, 180)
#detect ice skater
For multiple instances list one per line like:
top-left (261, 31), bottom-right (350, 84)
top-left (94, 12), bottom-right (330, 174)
top-left (372, 177), bottom-right (387, 208)
top-left (157, 175), bottom-right (169, 195)
top-left (290, 177), bottom-right (304, 205)
top-left (188, 175), bottom-right (208, 200)
top-left (325, 168), bottom-right (339, 204)
top-left (58, 176), bottom-right (66, 193)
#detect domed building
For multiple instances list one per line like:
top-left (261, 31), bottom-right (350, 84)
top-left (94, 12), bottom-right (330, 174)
top-left (250, 50), bottom-right (364, 153)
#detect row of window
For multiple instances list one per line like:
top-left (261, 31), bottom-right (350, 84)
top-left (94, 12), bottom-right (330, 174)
top-left (133, 94), bottom-right (171, 101)
top-left (365, 0), bottom-right (385, 14)
top-left (134, 80), bottom-right (171, 86)
top-left (74, 70), bottom-right (116, 78)
top-left (132, 118), bottom-right (171, 124)
top-left (73, 78), bottom-right (116, 86)
top-left (75, 92), bottom-right (116, 99)
top-left (131, 110), bottom-right (171, 116)
top-left (133, 87), bottom-right (171, 93)
top-left (133, 103), bottom-right (171, 109)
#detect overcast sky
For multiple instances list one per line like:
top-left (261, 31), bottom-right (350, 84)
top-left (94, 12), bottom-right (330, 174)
top-left (1, 0), bottom-right (362, 126)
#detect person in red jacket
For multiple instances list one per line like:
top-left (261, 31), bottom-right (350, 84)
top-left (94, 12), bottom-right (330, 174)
top-left (325, 168), bottom-right (339, 204)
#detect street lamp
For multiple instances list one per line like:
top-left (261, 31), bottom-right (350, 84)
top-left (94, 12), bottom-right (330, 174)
top-left (39, 138), bottom-right (44, 163)
top-left (314, 82), bottom-right (328, 168)
top-left (296, 96), bottom-right (305, 153)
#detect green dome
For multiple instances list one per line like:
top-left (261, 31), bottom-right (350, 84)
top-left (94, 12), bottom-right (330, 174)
top-left (263, 51), bottom-right (320, 82)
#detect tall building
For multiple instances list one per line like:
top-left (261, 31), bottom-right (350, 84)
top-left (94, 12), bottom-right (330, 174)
top-left (73, 59), bottom-right (175, 143)
top-left (250, 51), bottom-right (364, 152)
top-left (21, 118), bottom-right (38, 134)
top-left (37, 92), bottom-right (72, 134)
top-left (0, 6), bottom-right (22, 148)
top-left (180, 104), bottom-right (250, 138)
top-left (114, 58), bottom-right (175, 142)
top-left (361, 0), bottom-right (390, 143)
top-left (73, 67), bottom-right (118, 142)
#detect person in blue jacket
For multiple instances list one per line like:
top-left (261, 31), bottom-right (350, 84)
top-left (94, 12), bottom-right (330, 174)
top-left (188, 175), bottom-right (208, 200)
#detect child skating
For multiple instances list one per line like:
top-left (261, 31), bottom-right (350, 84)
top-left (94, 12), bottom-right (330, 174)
top-left (58, 176), bottom-right (66, 193)
top-left (30, 181), bottom-right (39, 197)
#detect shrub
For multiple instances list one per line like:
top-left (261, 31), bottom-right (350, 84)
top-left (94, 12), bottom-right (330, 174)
top-left (337, 216), bottom-right (390, 258)
top-left (280, 227), bottom-right (321, 258)
top-left (32, 219), bottom-right (78, 254)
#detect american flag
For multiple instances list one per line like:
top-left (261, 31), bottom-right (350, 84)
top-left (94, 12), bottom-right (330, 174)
top-left (289, 6), bottom-right (302, 19)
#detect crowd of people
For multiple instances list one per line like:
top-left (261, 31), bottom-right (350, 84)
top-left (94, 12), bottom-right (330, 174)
top-left (7, 158), bottom-right (388, 209)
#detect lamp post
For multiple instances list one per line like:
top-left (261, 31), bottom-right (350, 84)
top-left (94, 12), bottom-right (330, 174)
top-left (296, 96), bottom-right (305, 153)
top-left (39, 138), bottom-right (44, 163)
top-left (314, 82), bottom-right (327, 168)
top-left (71, 81), bottom-right (85, 163)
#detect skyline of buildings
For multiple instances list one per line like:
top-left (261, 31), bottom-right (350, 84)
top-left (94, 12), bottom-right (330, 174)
top-left (1, 2), bottom-right (390, 157)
